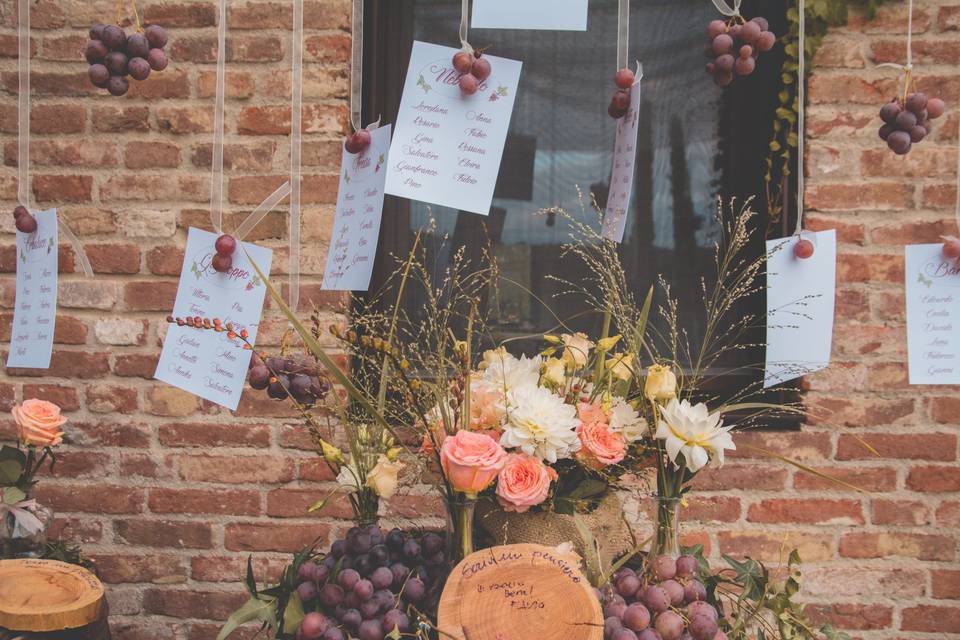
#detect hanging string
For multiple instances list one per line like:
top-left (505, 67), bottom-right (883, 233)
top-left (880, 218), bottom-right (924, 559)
top-left (349, 0), bottom-right (363, 132)
top-left (616, 0), bottom-right (630, 71)
top-left (793, 0), bottom-right (806, 235)
top-left (711, 0), bottom-right (742, 18)
top-left (18, 0), bottom-right (93, 276)
top-left (876, 0), bottom-right (914, 101)
top-left (288, 0), bottom-right (304, 313)
top-left (459, 0), bottom-right (472, 52)
top-left (209, 0), bottom-right (227, 234)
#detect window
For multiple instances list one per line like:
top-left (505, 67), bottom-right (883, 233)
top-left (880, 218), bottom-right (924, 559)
top-left (360, 0), bottom-right (797, 418)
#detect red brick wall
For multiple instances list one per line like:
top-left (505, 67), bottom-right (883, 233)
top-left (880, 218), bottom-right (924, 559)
top-left (0, 1), bottom-right (958, 639)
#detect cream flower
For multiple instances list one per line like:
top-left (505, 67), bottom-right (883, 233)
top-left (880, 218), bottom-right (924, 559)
top-left (607, 353), bottom-right (635, 381)
top-left (645, 364), bottom-right (677, 401)
top-left (468, 379), bottom-right (507, 431)
top-left (336, 459), bottom-right (361, 491)
top-left (478, 349), bottom-right (542, 394)
top-left (541, 357), bottom-right (567, 386)
top-left (608, 398), bottom-right (647, 442)
top-left (366, 455), bottom-right (404, 498)
top-left (500, 384), bottom-right (581, 463)
top-left (655, 398), bottom-right (734, 472)
top-left (561, 332), bottom-right (594, 368)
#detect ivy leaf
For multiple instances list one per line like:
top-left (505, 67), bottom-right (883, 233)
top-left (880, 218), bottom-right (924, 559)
top-left (245, 556), bottom-right (257, 597)
top-left (722, 554), bottom-right (765, 600)
top-left (3, 486), bottom-right (26, 505)
top-left (281, 591), bottom-right (305, 635)
top-left (0, 459), bottom-right (23, 485)
top-left (216, 597), bottom-right (276, 640)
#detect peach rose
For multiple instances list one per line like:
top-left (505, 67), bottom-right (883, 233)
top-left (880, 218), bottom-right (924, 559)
top-left (440, 430), bottom-right (507, 495)
top-left (576, 421), bottom-right (626, 469)
top-left (11, 399), bottom-right (66, 447)
top-left (469, 386), bottom-right (505, 431)
top-left (496, 453), bottom-right (558, 513)
top-left (577, 402), bottom-right (608, 425)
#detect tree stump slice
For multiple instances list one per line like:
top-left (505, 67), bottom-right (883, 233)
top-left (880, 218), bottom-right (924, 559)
top-left (438, 543), bottom-right (603, 640)
top-left (0, 559), bottom-right (104, 632)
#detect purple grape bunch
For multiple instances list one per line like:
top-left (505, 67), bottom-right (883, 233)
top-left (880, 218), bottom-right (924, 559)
top-left (878, 92), bottom-right (946, 155)
top-left (247, 352), bottom-right (331, 408)
top-left (293, 525), bottom-right (450, 640)
top-left (597, 554), bottom-right (726, 640)
top-left (704, 17), bottom-right (776, 86)
top-left (86, 22), bottom-right (169, 96)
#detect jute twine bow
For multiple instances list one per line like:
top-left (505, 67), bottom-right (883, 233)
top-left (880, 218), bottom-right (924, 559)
top-left (209, 0), bottom-right (301, 310)
top-left (17, 0), bottom-right (93, 276)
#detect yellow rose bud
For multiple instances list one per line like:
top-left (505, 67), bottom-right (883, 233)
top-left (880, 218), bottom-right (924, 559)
top-left (595, 335), bottom-right (622, 352)
top-left (644, 364), bottom-right (677, 401)
top-left (607, 353), bottom-right (635, 381)
top-left (320, 439), bottom-right (345, 465)
top-left (542, 334), bottom-right (562, 345)
top-left (541, 357), bottom-right (567, 386)
top-left (386, 446), bottom-right (403, 462)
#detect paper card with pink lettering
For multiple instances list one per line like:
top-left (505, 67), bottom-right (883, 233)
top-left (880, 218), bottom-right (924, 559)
top-left (322, 124), bottom-right (392, 291)
top-left (6, 209), bottom-right (58, 369)
top-left (905, 243), bottom-right (960, 384)
top-left (472, 0), bottom-right (589, 30)
top-left (384, 41), bottom-right (522, 216)
top-left (154, 228), bottom-right (273, 410)
top-left (602, 81), bottom-right (641, 243)
top-left (763, 230), bottom-right (837, 388)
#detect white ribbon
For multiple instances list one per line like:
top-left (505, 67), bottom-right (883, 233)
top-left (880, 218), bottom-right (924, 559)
top-left (617, 0), bottom-right (630, 71)
top-left (350, 0), bottom-right (363, 132)
top-left (209, 0), bottom-right (297, 305)
top-left (794, 0), bottom-right (806, 235)
top-left (0, 498), bottom-right (45, 536)
top-left (459, 0), bottom-right (472, 52)
top-left (954, 115), bottom-right (960, 233)
top-left (18, 0), bottom-right (94, 277)
top-left (711, 0), bottom-right (742, 18)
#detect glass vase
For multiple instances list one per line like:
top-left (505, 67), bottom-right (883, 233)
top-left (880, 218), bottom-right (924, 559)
top-left (446, 495), bottom-right (476, 565)
top-left (649, 496), bottom-right (682, 560)
top-left (0, 501), bottom-right (53, 559)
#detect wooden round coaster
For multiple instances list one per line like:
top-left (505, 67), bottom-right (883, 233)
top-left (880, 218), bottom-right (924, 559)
top-left (438, 543), bottom-right (603, 640)
top-left (0, 559), bottom-right (104, 632)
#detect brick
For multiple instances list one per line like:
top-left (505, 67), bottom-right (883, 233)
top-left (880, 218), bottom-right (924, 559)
top-left (156, 106), bottom-right (215, 134)
top-left (114, 353), bottom-right (160, 378)
top-left (681, 496), bottom-right (741, 523)
top-left (86, 385), bottom-right (139, 414)
top-left (941, 5), bottom-right (960, 31)
top-left (70, 421), bottom-right (151, 448)
top-left (383, 494), bottom-right (446, 521)
top-left (124, 281), bottom-right (178, 311)
top-left (872, 499), bottom-right (930, 525)
top-left (304, 33), bottom-right (351, 64)
top-left (237, 104), bottom-right (348, 136)
top-left (806, 182), bottom-right (913, 210)
top-left (85, 243), bottom-right (142, 274)
top-left (849, 4), bottom-right (931, 33)
top-left (122, 209), bottom-right (178, 238)
top-left (95, 318), bottom-right (147, 346)
top-left (125, 141), bottom-right (181, 169)
top-left (304, 1), bottom-right (350, 29)
top-left (716, 531), bottom-right (834, 562)
top-left (7, 350), bottom-right (109, 379)
top-left (30, 104), bottom-right (86, 134)
top-left (931, 395), bottom-right (960, 423)
top-left (297, 457), bottom-right (338, 482)
top-left (120, 452), bottom-right (173, 480)
top-left (871, 37), bottom-right (960, 64)
top-left (939, 501), bottom-right (960, 526)
top-left (32, 174), bottom-right (93, 203)
top-left (48, 517), bottom-right (103, 544)
top-left (90, 554), bottom-right (188, 584)
top-left (804, 567), bottom-right (926, 599)
top-left (901, 605), bottom-right (960, 632)
top-left (35, 484), bottom-right (143, 514)
top-left (190, 142), bottom-right (276, 172)
top-left (92, 106), bottom-right (150, 132)
top-left (5, 139), bottom-right (116, 168)
top-left (266, 488), bottom-right (354, 519)
top-left (116, 519), bottom-right (213, 549)
top-left (933, 569), bottom-right (960, 599)
top-left (793, 467), bottom-right (897, 492)
top-left (190, 556), bottom-right (288, 583)
top-left (169, 35), bottom-right (284, 63)
top-left (727, 431), bottom-right (831, 461)
top-left (907, 465), bottom-right (960, 492)
top-left (148, 488), bottom-right (260, 516)
top-left (143, 588), bottom-right (247, 621)
top-left (21, 383), bottom-right (80, 411)
top-left (145, 386), bottom-right (200, 417)
top-left (747, 499), bottom-right (864, 525)
top-left (229, 2), bottom-right (293, 28)
top-left (60, 207), bottom-right (117, 235)
top-left (178, 455), bottom-right (296, 484)
top-left (101, 175), bottom-right (206, 202)
top-left (224, 522), bottom-right (331, 552)
top-left (143, 2), bottom-right (217, 27)
top-left (158, 422), bottom-right (271, 448)
top-left (196, 71), bottom-right (256, 99)
top-left (837, 433), bottom-right (957, 460)
top-left (839, 532), bottom-right (955, 561)
top-left (805, 603), bottom-right (892, 631)
top-left (51, 451), bottom-right (104, 478)
top-left (146, 246), bottom-right (186, 276)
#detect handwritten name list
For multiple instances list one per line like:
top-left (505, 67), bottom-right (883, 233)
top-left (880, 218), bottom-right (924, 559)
top-left (906, 243), bottom-right (960, 384)
top-left (7, 209), bottom-right (58, 369)
top-left (385, 41), bottom-right (522, 216)
top-left (154, 228), bottom-right (273, 410)
top-left (322, 124), bottom-right (391, 291)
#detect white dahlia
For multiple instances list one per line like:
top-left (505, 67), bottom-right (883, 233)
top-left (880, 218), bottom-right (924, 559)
top-left (500, 384), bottom-right (581, 463)
top-left (655, 398), bottom-right (735, 472)
top-left (478, 348), bottom-right (542, 395)
top-left (608, 398), bottom-right (648, 442)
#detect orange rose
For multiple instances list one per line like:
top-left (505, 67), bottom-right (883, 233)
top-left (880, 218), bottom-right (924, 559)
top-left (575, 421), bottom-right (625, 469)
top-left (12, 399), bottom-right (66, 447)
top-left (496, 453), bottom-right (557, 513)
top-left (440, 430), bottom-right (507, 495)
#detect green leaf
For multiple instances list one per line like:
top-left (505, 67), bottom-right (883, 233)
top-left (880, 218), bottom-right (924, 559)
top-left (0, 446), bottom-right (26, 466)
top-left (216, 597), bottom-right (276, 640)
top-left (245, 556), bottom-right (257, 597)
top-left (0, 459), bottom-right (23, 485)
top-left (281, 591), bottom-right (305, 635)
top-left (572, 512), bottom-right (603, 586)
top-left (3, 486), bottom-right (26, 505)
top-left (308, 487), bottom-right (342, 513)
top-left (387, 624), bottom-right (403, 639)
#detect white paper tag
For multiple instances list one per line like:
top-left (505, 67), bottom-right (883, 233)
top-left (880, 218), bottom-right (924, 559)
top-left (322, 124), bottom-right (392, 291)
top-left (764, 230), bottom-right (837, 388)
top-left (471, 0), bottom-right (589, 31)
top-left (384, 41), bottom-right (522, 216)
top-left (602, 81), bottom-right (641, 243)
top-left (905, 243), bottom-right (960, 384)
top-left (7, 208), bottom-right (58, 369)
top-left (154, 228), bottom-right (273, 410)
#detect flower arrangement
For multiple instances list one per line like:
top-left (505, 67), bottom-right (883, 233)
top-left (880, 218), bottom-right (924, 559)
top-left (1, 399), bottom-right (67, 556)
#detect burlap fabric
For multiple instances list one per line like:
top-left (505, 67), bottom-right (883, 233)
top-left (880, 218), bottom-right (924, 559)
top-left (475, 492), bottom-right (635, 570)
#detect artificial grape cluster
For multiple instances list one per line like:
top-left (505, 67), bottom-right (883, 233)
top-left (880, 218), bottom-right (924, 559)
top-left (293, 525), bottom-right (449, 640)
top-left (11, 205), bottom-right (36, 234)
top-left (344, 129), bottom-right (372, 155)
top-left (452, 49), bottom-right (491, 96)
top-left (878, 92), bottom-right (945, 155)
top-left (608, 68), bottom-right (637, 119)
top-left (943, 237), bottom-right (960, 264)
top-left (794, 238), bottom-right (814, 260)
top-left (598, 554), bottom-right (725, 640)
top-left (86, 22), bottom-right (168, 96)
top-left (212, 234), bottom-right (236, 273)
top-left (704, 17), bottom-right (775, 86)
top-left (247, 352), bottom-right (330, 407)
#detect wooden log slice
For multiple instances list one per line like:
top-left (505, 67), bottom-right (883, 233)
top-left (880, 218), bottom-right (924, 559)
top-left (438, 543), bottom-right (603, 640)
top-left (0, 559), bottom-right (104, 632)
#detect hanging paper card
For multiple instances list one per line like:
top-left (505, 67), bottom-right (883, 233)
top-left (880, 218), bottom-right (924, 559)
top-left (471, 0), bottom-right (589, 31)
top-left (7, 209), bottom-right (58, 369)
top-left (602, 80), bottom-right (641, 243)
top-left (322, 124), bottom-right (392, 291)
top-left (764, 230), bottom-right (836, 388)
top-left (385, 41), bottom-right (522, 216)
top-left (905, 243), bottom-right (960, 384)
top-left (154, 228), bottom-right (273, 410)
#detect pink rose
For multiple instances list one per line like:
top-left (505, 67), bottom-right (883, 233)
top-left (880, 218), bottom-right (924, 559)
top-left (11, 399), bottom-right (66, 447)
top-left (496, 453), bottom-right (558, 513)
top-left (576, 421), bottom-right (626, 469)
top-left (440, 430), bottom-right (507, 495)
top-left (577, 402), bottom-right (608, 425)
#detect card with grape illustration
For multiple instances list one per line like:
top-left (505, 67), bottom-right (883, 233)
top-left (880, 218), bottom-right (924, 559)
top-left (154, 228), bottom-right (273, 410)
top-left (6, 209), bottom-right (58, 369)
top-left (384, 41), bottom-right (522, 216)
top-left (322, 124), bottom-right (392, 292)
top-left (905, 243), bottom-right (960, 384)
